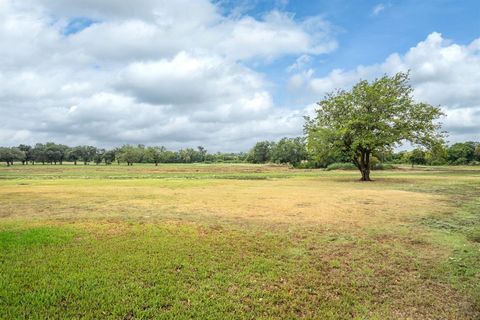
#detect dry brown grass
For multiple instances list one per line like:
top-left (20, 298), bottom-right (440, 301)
top-left (0, 178), bottom-right (446, 231)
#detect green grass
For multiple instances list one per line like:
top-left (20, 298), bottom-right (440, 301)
top-left (0, 164), bottom-right (479, 318)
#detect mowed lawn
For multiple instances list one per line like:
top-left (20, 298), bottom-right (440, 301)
top-left (0, 164), bottom-right (479, 319)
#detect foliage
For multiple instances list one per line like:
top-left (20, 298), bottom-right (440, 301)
top-left (325, 162), bottom-right (357, 170)
top-left (448, 142), bottom-right (477, 164)
top-left (271, 137), bottom-right (307, 166)
top-left (0, 147), bottom-right (25, 166)
top-left (247, 141), bottom-right (275, 163)
top-left (305, 72), bottom-right (444, 180)
top-left (403, 148), bottom-right (427, 167)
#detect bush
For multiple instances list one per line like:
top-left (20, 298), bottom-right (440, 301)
top-left (326, 162), bottom-right (356, 171)
top-left (430, 159), bottom-right (448, 166)
top-left (369, 156), bottom-right (380, 169)
top-left (372, 163), bottom-right (396, 170)
top-left (295, 161), bottom-right (320, 169)
top-left (452, 157), bottom-right (468, 165)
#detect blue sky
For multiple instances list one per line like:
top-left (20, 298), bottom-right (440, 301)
top-left (233, 0), bottom-right (479, 67)
top-left (237, 0), bottom-right (480, 106)
top-left (0, 0), bottom-right (479, 150)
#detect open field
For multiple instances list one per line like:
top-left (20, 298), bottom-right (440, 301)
top-left (1, 164), bottom-right (479, 319)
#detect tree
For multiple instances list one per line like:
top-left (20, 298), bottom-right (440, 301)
top-left (0, 147), bottom-right (25, 166)
top-left (271, 137), bottom-right (307, 166)
top-left (79, 146), bottom-right (97, 165)
top-left (93, 149), bottom-right (105, 165)
top-left (475, 144), bottom-right (480, 161)
top-left (145, 146), bottom-right (166, 165)
top-left (447, 142), bottom-right (476, 164)
top-left (197, 146), bottom-right (207, 162)
top-left (68, 146), bottom-right (84, 165)
top-left (405, 148), bottom-right (426, 167)
top-left (118, 145), bottom-right (142, 165)
top-left (33, 143), bottom-right (48, 164)
top-left (248, 141), bottom-right (275, 163)
top-left (104, 150), bottom-right (116, 165)
top-left (44, 142), bottom-right (69, 165)
top-left (18, 144), bottom-right (34, 164)
top-left (426, 143), bottom-right (448, 165)
top-left (305, 72), bottom-right (444, 181)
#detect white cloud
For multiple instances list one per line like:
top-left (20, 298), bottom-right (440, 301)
top-left (1, 0), bottom-right (333, 150)
top-left (372, 4), bottom-right (385, 16)
top-left (289, 32), bottom-right (480, 142)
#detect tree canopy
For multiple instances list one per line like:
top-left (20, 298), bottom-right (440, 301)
top-left (305, 72), bottom-right (444, 181)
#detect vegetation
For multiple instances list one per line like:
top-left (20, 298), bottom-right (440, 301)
top-left (305, 72), bottom-right (444, 181)
top-left (0, 164), bottom-right (479, 318)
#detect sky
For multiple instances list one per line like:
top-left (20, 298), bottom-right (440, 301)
top-left (0, 0), bottom-right (479, 151)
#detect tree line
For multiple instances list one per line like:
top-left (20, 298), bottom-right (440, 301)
top-left (0, 139), bottom-right (479, 168)
top-left (0, 143), bottom-right (246, 166)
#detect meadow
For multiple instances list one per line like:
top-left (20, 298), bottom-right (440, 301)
top-left (0, 163), bottom-right (479, 319)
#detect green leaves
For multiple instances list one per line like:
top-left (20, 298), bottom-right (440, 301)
top-left (305, 72), bottom-right (444, 179)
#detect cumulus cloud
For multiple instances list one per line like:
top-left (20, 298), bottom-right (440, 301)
top-left (0, 0), bottom-right (335, 150)
top-left (289, 32), bottom-right (480, 142)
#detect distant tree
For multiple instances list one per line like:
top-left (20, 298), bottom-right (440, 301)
top-left (68, 146), bottom-right (84, 165)
top-left (145, 146), bottom-right (166, 165)
top-left (305, 72), bottom-right (444, 181)
top-left (197, 146), bottom-right (207, 162)
top-left (103, 150), bottom-right (116, 165)
top-left (426, 143), bottom-right (448, 165)
top-left (475, 144), bottom-right (480, 162)
top-left (0, 147), bottom-right (25, 166)
top-left (248, 141), bottom-right (275, 163)
top-left (33, 143), bottom-right (48, 164)
top-left (93, 149), bottom-right (105, 165)
top-left (448, 142), bottom-right (476, 164)
top-left (179, 148), bottom-right (201, 163)
top-left (271, 137), bottom-right (307, 166)
top-left (118, 145), bottom-right (142, 165)
top-left (43, 142), bottom-right (69, 164)
top-left (405, 148), bottom-right (426, 167)
top-left (80, 146), bottom-right (97, 165)
top-left (18, 144), bottom-right (33, 165)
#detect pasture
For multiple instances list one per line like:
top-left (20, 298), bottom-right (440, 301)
top-left (0, 164), bottom-right (479, 319)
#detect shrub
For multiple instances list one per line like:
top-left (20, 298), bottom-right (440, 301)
top-left (430, 159), bottom-right (448, 166)
top-left (452, 157), bottom-right (468, 165)
top-left (295, 161), bottom-right (320, 169)
top-left (372, 163), bottom-right (396, 170)
top-left (326, 162), bottom-right (357, 171)
top-left (369, 156), bottom-right (380, 169)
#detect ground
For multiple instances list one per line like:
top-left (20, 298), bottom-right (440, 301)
top-left (0, 164), bottom-right (479, 319)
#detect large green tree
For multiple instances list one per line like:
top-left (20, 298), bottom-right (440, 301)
top-left (305, 72), bottom-right (444, 181)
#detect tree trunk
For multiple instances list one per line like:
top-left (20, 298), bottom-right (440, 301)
top-left (357, 150), bottom-right (372, 181)
top-left (360, 167), bottom-right (371, 181)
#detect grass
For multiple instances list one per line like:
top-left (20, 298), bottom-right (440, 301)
top-left (0, 163), bottom-right (479, 318)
